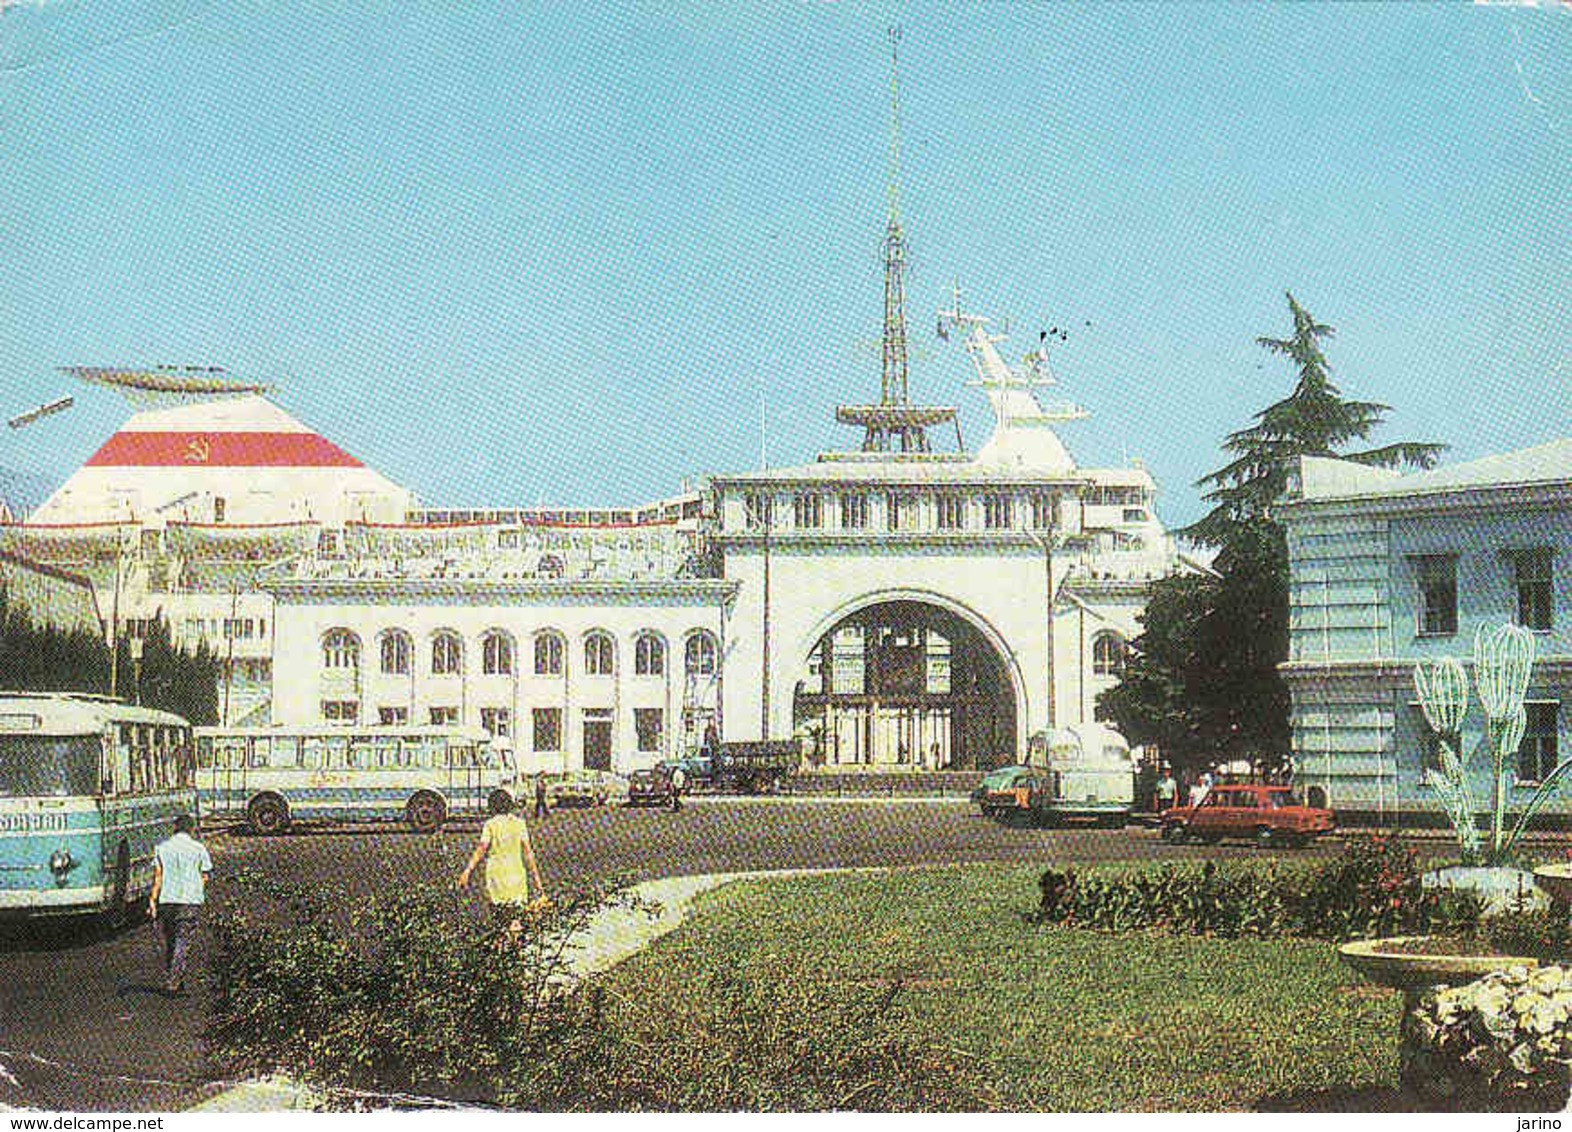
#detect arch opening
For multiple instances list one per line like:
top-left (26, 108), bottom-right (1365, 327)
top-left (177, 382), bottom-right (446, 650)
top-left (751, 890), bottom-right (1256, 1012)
top-left (792, 599), bottom-right (1017, 772)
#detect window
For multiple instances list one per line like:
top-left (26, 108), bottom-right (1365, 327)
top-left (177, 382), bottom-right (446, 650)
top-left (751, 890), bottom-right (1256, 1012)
top-left (1092, 633), bottom-right (1127, 676)
top-left (429, 706), bottom-right (459, 726)
top-left (1518, 703), bottom-right (1561, 783)
top-left (983, 494), bottom-right (1013, 530)
top-left (1512, 549), bottom-right (1554, 632)
top-left (322, 629), bottom-right (360, 669)
top-left (213, 497), bottom-right (226, 523)
top-left (634, 633), bottom-right (665, 676)
top-left (380, 631), bottom-right (411, 675)
top-left (744, 492), bottom-right (771, 531)
top-left (482, 632), bottom-right (514, 675)
top-left (1414, 555), bottom-right (1458, 636)
top-left (534, 632), bottom-right (564, 676)
top-left (685, 632), bottom-right (718, 676)
top-left (431, 632), bottom-right (464, 675)
top-left (584, 632), bottom-right (615, 676)
top-left (793, 493), bottom-right (823, 529)
top-left (635, 708), bottom-right (664, 753)
top-left (377, 706), bottom-right (408, 726)
top-left (321, 700), bottom-right (357, 725)
top-left (1030, 493), bottom-right (1057, 531)
top-left (840, 493), bottom-right (868, 530)
top-left (887, 493), bottom-right (918, 532)
top-left (936, 494), bottom-right (964, 531)
top-left (533, 708), bottom-right (562, 752)
top-left (481, 707), bottom-right (512, 739)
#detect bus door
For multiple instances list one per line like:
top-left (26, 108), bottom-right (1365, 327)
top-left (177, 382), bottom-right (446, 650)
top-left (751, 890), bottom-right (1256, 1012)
top-left (447, 739), bottom-right (486, 814)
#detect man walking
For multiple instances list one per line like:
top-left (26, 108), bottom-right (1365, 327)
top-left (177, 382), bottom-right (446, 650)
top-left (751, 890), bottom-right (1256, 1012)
top-left (533, 771), bottom-right (550, 819)
top-left (1155, 766), bottom-right (1178, 814)
top-left (148, 814), bottom-right (212, 995)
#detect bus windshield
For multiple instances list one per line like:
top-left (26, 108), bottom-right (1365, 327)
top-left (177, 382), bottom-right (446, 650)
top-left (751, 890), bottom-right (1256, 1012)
top-left (0, 734), bottom-right (101, 797)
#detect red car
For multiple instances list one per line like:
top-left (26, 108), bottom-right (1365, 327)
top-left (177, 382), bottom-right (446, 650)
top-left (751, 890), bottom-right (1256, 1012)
top-left (1159, 784), bottom-right (1334, 848)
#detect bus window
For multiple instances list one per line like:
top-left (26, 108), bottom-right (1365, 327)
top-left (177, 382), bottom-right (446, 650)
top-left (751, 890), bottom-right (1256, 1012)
top-left (302, 737), bottom-right (325, 770)
top-left (0, 735), bottom-right (102, 797)
top-left (247, 738), bottom-right (267, 769)
top-left (347, 738), bottom-right (373, 770)
top-left (253, 737), bottom-right (273, 768)
top-left (373, 736), bottom-right (400, 769)
top-left (323, 735), bottom-right (349, 769)
top-left (196, 736), bottom-right (214, 770)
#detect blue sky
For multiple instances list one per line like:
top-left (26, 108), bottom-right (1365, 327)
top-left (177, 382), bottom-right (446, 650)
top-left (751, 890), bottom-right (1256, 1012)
top-left (2, 1), bottom-right (1567, 526)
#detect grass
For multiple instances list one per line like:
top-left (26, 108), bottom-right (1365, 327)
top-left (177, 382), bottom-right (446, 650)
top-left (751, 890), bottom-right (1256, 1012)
top-left (594, 863), bottom-right (1402, 1111)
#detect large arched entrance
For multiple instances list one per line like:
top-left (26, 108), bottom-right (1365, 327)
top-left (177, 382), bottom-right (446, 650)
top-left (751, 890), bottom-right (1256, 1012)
top-left (792, 599), bottom-right (1017, 771)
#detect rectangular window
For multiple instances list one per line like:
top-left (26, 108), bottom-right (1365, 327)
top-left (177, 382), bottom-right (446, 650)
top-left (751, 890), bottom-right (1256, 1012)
top-left (887, 493), bottom-right (919, 532)
top-left (481, 707), bottom-right (511, 739)
top-left (1413, 555), bottom-right (1458, 636)
top-left (840, 493), bottom-right (868, 530)
top-left (321, 700), bottom-right (357, 726)
top-left (1518, 702), bottom-right (1561, 783)
top-left (743, 492), bottom-right (771, 531)
top-left (936, 494), bottom-right (964, 531)
top-left (793, 493), bottom-right (823, 529)
top-left (428, 706), bottom-right (459, 726)
top-left (635, 708), bottom-right (664, 753)
top-left (983, 494), bottom-right (1013, 531)
top-left (1030, 493), bottom-right (1056, 530)
top-left (1512, 549), bottom-right (1554, 632)
top-left (533, 707), bottom-right (563, 752)
top-left (377, 706), bottom-right (409, 726)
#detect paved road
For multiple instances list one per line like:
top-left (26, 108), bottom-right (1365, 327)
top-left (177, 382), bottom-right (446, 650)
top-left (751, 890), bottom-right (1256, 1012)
top-left (0, 801), bottom-right (1338, 1111)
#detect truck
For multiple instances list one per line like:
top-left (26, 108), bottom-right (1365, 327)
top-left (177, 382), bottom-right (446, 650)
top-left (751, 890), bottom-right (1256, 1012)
top-left (667, 739), bottom-right (800, 794)
top-left (982, 724), bottom-right (1134, 829)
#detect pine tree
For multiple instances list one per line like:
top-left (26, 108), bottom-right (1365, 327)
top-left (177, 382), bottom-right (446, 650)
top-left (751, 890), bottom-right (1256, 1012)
top-left (1186, 292), bottom-right (1445, 546)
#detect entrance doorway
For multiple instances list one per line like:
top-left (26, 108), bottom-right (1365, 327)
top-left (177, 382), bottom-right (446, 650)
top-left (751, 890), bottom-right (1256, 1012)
top-left (582, 711), bottom-right (612, 771)
top-left (793, 600), bottom-right (1017, 771)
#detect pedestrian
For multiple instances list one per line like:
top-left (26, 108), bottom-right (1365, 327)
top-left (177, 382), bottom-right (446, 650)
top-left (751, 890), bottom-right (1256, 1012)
top-left (148, 813), bottom-right (212, 995)
top-left (533, 770), bottom-right (550, 819)
top-left (1156, 766), bottom-right (1178, 813)
top-left (459, 791), bottom-right (546, 937)
top-left (669, 762), bottom-right (686, 812)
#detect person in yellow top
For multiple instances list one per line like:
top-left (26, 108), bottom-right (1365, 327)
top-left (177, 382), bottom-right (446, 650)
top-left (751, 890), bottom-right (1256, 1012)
top-left (458, 792), bottom-right (546, 932)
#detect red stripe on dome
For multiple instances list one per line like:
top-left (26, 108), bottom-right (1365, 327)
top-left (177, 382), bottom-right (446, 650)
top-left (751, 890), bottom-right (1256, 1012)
top-left (84, 432), bottom-right (363, 468)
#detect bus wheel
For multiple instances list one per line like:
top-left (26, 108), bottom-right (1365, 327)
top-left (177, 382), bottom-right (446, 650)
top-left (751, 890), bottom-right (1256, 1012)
top-left (406, 792), bottom-right (446, 834)
top-left (104, 843), bottom-right (131, 929)
top-left (248, 795), bottom-right (290, 836)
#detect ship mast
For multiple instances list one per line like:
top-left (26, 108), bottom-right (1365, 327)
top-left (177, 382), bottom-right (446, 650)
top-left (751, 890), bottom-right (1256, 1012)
top-left (835, 27), bottom-right (956, 454)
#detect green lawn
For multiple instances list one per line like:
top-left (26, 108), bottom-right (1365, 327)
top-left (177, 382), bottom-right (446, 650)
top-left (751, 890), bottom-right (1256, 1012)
top-left (595, 864), bottom-right (1401, 1111)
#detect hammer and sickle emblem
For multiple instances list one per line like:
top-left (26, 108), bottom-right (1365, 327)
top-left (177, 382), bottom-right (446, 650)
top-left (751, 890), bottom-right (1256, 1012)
top-left (184, 437), bottom-right (211, 463)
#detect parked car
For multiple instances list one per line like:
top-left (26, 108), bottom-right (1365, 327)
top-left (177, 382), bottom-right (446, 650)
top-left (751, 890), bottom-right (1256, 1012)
top-left (626, 767), bottom-right (673, 808)
top-left (972, 765), bottom-right (1032, 817)
top-left (548, 770), bottom-right (624, 809)
top-left (1159, 783), bottom-right (1334, 848)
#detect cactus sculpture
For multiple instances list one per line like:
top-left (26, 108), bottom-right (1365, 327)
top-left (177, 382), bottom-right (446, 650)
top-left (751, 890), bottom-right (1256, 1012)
top-left (1414, 623), bottom-right (1564, 865)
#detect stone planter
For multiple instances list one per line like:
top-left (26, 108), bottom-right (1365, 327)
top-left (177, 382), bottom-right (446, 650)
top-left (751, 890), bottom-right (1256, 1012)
top-left (1423, 865), bottom-right (1546, 916)
top-left (1533, 864), bottom-right (1572, 907)
top-left (1338, 937), bottom-right (1542, 1103)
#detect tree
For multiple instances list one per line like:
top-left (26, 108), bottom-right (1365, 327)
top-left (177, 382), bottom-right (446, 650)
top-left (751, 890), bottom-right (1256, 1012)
top-left (1187, 292), bottom-right (1444, 546)
top-left (1100, 294), bottom-right (1442, 775)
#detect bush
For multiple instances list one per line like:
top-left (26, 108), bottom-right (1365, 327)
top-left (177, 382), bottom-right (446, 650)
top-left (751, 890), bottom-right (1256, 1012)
top-left (207, 870), bottom-right (637, 1108)
top-left (1026, 833), bottom-right (1481, 942)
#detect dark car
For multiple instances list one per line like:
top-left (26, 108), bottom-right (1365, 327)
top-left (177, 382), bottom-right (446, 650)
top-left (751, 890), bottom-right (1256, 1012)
top-left (1159, 784), bottom-right (1334, 848)
top-left (626, 767), bottom-right (673, 808)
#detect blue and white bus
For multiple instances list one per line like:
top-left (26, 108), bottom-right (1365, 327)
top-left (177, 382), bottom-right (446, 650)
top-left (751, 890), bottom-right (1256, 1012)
top-left (194, 725), bottom-right (494, 834)
top-left (0, 693), bottom-right (196, 921)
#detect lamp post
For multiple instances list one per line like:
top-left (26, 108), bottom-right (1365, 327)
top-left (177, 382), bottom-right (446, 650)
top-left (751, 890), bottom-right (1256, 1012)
top-left (1028, 530), bottom-right (1061, 737)
top-left (129, 636), bottom-right (144, 706)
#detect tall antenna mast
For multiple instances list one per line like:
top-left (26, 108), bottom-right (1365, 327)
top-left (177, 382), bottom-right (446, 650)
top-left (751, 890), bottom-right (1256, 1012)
top-left (834, 26), bottom-right (956, 454)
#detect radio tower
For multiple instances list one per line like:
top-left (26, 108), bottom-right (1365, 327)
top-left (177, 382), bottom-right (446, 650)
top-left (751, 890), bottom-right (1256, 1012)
top-left (835, 27), bottom-right (956, 453)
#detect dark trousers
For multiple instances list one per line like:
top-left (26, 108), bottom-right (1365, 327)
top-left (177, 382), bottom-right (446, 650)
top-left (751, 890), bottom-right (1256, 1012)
top-left (158, 903), bottom-right (201, 988)
top-left (534, 795), bottom-right (548, 818)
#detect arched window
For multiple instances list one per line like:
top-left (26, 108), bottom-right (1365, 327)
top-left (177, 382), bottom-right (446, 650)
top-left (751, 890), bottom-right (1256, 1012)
top-left (431, 631), bottom-right (464, 676)
top-left (322, 629), bottom-right (360, 670)
top-left (634, 633), bottom-right (664, 676)
top-left (379, 631), bottom-right (411, 675)
top-left (685, 632), bottom-right (717, 677)
top-left (584, 632), bottom-right (615, 676)
top-left (534, 632), bottom-right (564, 676)
top-left (481, 631), bottom-right (514, 675)
top-left (1092, 632), bottom-right (1127, 677)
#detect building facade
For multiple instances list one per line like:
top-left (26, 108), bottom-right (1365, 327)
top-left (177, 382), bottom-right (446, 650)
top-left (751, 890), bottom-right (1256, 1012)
top-left (1279, 442), bottom-right (1572, 820)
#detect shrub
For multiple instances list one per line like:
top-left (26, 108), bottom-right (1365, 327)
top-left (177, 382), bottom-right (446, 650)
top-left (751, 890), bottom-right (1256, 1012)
top-left (1026, 834), bottom-right (1481, 942)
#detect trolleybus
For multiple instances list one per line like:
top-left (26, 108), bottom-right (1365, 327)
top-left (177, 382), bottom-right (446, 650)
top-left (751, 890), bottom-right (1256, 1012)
top-left (195, 725), bottom-right (493, 833)
top-left (0, 693), bottom-right (196, 921)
